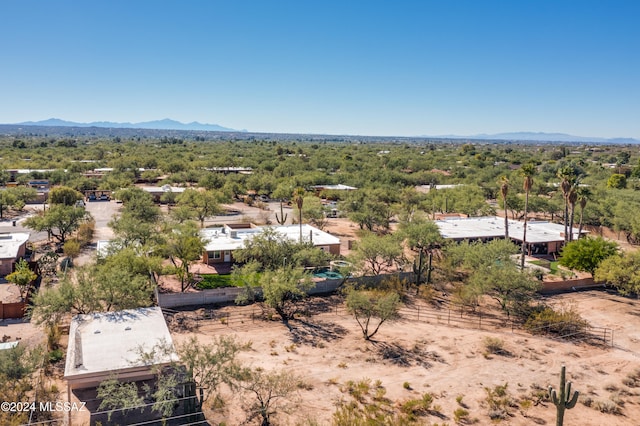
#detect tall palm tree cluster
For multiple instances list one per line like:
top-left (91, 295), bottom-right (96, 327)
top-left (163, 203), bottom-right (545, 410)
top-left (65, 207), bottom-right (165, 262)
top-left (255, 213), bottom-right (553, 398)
top-left (520, 163), bottom-right (536, 269)
top-left (557, 165), bottom-right (590, 243)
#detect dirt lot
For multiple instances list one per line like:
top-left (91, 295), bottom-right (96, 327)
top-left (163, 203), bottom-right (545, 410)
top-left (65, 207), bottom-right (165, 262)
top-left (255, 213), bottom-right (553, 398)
top-left (12, 200), bottom-right (640, 425)
top-left (168, 290), bottom-right (640, 426)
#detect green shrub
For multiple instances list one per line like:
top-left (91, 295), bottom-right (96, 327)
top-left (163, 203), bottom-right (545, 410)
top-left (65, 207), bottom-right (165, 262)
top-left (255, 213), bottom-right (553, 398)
top-left (48, 349), bottom-right (64, 363)
top-left (524, 305), bottom-right (589, 338)
top-left (483, 337), bottom-right (505, 355)
top-left (399, 393), bottom-right (434, 419)
top-left (484, 383), bottom-right (514, 420)
top-left (453, 407), bottom-right (469, 423)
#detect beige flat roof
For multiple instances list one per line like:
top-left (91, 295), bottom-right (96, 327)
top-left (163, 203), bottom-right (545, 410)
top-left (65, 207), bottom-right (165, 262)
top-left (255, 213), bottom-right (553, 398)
top-left (0, 232), bottom-right (29, 259)
top-left (64, 307), bottom-right (178, 387)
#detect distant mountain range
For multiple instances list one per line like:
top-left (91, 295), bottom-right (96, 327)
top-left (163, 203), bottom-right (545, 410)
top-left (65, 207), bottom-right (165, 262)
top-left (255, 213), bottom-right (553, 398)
top-left (3, 119), bottom-right (638, 143)
top-left (13, 118), bottom-right (241, 132)
top-left (431, 131), bottom-right (639, 144)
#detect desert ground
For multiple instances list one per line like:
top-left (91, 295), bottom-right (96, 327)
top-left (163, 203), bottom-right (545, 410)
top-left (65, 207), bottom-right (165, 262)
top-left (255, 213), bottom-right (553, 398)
top-left (5, 199), bottom-right (640, 425)
top-left (166, 289), bottom-right (640, 426)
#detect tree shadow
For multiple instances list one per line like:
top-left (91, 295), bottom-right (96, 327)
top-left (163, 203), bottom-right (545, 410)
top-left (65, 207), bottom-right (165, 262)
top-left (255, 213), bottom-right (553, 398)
top-left (372, 341), bottom-right (447, 369)
top-left (302, 295), bottom-right (343, 315)
top-left (527, 416), bottom-right (547, 425)
top-left (288, 319), bottom-right (348, 347)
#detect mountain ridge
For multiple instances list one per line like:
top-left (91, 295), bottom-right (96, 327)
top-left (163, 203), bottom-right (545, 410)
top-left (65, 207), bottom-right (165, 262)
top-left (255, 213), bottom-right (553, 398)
top-left (429, 131), bottom-right (639, 144)
top-left (4, 119), bottom-right (638, 143)
top-left (14, 118), bottom-right (240, 132)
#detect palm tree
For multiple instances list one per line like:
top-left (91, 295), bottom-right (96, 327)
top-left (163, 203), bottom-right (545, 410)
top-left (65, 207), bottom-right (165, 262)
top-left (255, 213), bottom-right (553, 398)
top-left (292, 187), bottom-right (305, 242)
top-left (557, 165), bottom-right (576, 243)
top-left (576, 186), bottom-right (591, 239)
top-left (567, 184), bottom-right (578, 242)
top-left (520, 163), bottom-right (536, 269)
top-left (499, 176), bottom-right (510, 239)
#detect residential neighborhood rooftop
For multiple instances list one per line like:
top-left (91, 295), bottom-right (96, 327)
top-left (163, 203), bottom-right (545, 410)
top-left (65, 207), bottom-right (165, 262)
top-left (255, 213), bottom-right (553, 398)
top-left (415, 184), bottom-right (464, 193)
top-left (435, 216), bottom-right (584, 244)
top-left (140, 184), bottom-right (187, 193)
top-left (64, 307), bottom-right (178, 388)
top-left (201, 224), bottom-right (341, 252)
top-left (311, 184), bottom-right (357, 191)
top-left (0, 232), bottom-right (30, 259)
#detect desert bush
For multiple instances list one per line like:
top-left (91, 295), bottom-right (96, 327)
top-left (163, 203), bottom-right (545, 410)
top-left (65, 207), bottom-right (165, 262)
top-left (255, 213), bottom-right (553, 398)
top-left (63, 238), bottom-right (81, 260)
top-left (524, 305), bottom-right (589, 339)
top-left (519, 398), bottom-right (533, 417)
top-left (608, 392), bottom-right (624, 407)
top-left (417, 283), bottom-right (437, 302)
top-left (48, 348), bottom-right (64, 363)
top-left (333, 379), bottom-right (434, 425)
top-left (592, 399), bottom-right (622, 415)
top-left (399, 393), bottom-right (438, 420)
top-left (483, 337), bottom-right (505, 355)
top-left (622, 377), bottom-right (636, 387)
top-left (77, 220), bottom-right (95, 246)
top-left (342, 379), bottom-right (371, 403)
top-left (380, 274), bottom-right (410, 295)
top-left (581, 396), bottom-right (593, 407)
top-left (484, 383), bottom-right (515, 420)
top-left (453, 407), bottom-right (470, 423)
top-left (623, 368), bottom-right (640, 388)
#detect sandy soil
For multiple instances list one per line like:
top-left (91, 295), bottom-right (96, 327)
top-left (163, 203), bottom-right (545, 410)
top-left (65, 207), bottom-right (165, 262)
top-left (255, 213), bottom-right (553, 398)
top-left (168, 290), bottom-right (640, 426)
top-left (0, 282), bottom-right (22, 303)
top-left (13, 200), bottom-right (640, 425)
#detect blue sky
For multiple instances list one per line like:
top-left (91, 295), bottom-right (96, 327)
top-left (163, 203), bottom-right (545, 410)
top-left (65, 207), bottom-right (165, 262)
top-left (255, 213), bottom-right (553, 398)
top-left (1, 1), bottom-right (639, 138)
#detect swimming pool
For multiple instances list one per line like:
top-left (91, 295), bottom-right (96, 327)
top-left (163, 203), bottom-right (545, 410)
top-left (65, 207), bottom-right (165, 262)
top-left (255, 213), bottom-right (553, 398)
top-left (313, 267), bottom-right (343, 280)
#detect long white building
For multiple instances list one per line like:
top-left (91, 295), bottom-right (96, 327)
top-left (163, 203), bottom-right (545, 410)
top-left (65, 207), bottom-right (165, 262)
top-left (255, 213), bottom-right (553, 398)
top-left (201, 223), bottom-right (341, 265)
top-left (435, 216), bottom-right (586, 256)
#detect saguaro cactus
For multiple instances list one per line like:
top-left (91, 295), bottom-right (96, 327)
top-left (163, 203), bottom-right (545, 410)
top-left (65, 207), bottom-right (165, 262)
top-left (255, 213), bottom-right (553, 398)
top-left (549, 365), bottom-right (579, 426)
top-left (275, 201), bottom-right (288, 225)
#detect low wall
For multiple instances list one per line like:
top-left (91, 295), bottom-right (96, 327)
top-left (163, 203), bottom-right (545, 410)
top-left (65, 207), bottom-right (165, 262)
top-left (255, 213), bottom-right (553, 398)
top-left (158, 280), bottom-right (346, 309)
top-left (158, 287), bottom-right (245, 308)
top-left (308, 279), bottom-right (343, 295)
top-left (539, 277), bottom-right (599, 294)
top-left (0, 301), bottom-right (26, 320)
top-left (158, 272), bottom-right (416, 309)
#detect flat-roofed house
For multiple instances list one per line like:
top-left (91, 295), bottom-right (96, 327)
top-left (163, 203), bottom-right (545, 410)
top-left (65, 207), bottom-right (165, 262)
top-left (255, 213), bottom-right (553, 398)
top-left (201, 224), bottom-right (341, 265)
top-left (0, 232), bottom-right (30, 276)
top-left (64, 307), bottom-right (178, 390)
top-left (140, 184), bottom-right (188, 202)
top-left (435, 216), bottom-right (586, 256)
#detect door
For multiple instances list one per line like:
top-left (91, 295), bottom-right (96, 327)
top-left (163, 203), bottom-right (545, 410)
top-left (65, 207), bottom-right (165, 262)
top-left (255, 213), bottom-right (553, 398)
top-left (224, 251), bottom-right (231, 262)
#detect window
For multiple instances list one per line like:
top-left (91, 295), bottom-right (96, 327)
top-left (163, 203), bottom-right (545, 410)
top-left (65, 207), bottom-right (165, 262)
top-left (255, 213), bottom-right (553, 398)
top-left (212, 251), bottom-right (221, 260)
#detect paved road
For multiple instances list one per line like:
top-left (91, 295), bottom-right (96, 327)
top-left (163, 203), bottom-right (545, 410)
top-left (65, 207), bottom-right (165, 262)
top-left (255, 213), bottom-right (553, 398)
top-left (0, 200), bottom-right (121, 246)
top-left (84, 200), bottom-right (120, 241)
top-left (0, 207), bottom-right (47, 242)
top-left (204, 201), bottom-right (294, 227)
